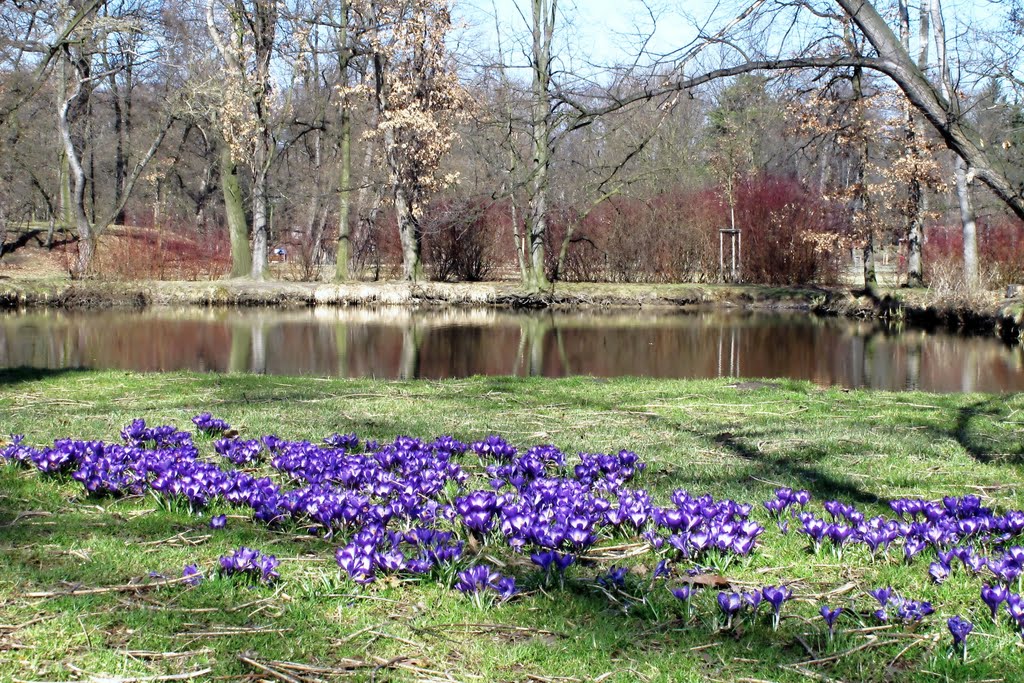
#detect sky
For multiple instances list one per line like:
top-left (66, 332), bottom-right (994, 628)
top-left (453, 0), bottom-right (1014, 83)
top-left (453, 0), bottom-right (724, 73)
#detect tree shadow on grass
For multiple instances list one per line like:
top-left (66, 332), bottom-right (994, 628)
top-left (0, 367), bottom-right (93, 388)
top-left (705, 429), bottom-right (884, 507)
top-left (951, 397), bottom-right (1024, 466)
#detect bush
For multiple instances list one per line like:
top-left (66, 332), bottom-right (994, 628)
top-left (732, 175), bottom-right (845, 286)
top-left (93, 222), bottom-right (232, 281)
top-left (552, 176), bottom-right (845, 285)
top-left (422, 197), bottom-right (505, 282)
top-left (924, 217), bottom-right (1024, 288)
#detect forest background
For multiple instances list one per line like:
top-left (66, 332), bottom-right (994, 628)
top-left (1, 0), bottom-right (1023, 293)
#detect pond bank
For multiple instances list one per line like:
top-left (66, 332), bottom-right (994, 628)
top-left (1, 276), bottom-right (1022, 341)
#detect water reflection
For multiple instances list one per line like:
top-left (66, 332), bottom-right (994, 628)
top-left (0, 307), bottom-right (1021, 393)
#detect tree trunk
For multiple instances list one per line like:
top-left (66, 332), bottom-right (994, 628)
top-left (251, 166), bottom-right (269, 280)
top-left (900, 0), bottom-right (925, 287)
top-left (379, 112), bottom-right (421, 281)
top-left (110, 72), bottom-right (128, 225)
top-left (556, 218), bottom-right (575, 281)
top-left (220, 144), bottom-right (250, 277)
top-left (905, 185), bottom-right (924, 286)
top-left (526, 186), bottom-right (549, 290)
top-left (851, 61), bottom-right (876, 291)
top-left (0, 204), bottom-right (7, 260)
top-left (863, 233), bottom-right (877, 289)
top-left (394, 185), bottom-right (422, 281)
top-left (525, 0), bottom-right (556, 291)
top-left (510, 199), bottom-right (527, 282)
top-left (57, 61), bottom-right (95, 276)
top-left (334, 0), bottom-right (353, 281)
top-left (335, 104), bottom-right (352, 281)
top-left (60, 151), bottom-right (72, 228)
top-left (954, 156), bottom-right (978, 286)
top-left (929, 0), bottom-right (979, 288)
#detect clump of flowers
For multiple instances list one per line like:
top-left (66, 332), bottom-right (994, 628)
top-left (215, 438), bottom-right (263, 466)
top-left (455, 564), bottom-right (515, 608)
top-left (219, 547), bottom-right (279, 584)
top-left (324, 433), bottom-right (360, 450)
top-left (192, 413), bottom-right (231, 435)
top-left (870, 587), bottom-right (933, 624)
top-left (15, 415), bottom-right (1024, 655)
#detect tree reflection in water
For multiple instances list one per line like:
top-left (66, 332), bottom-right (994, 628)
top-left (0, 307), bottom-right (1021, 393)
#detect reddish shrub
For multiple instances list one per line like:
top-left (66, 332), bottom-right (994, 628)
top-left (92, 222), bottom-right (232, 281)
top-left (550, 175), bottom-right (845, 285)
top-left (923, 217), bottom-right (1024, 287)
top-left (421, 196), bottom-right (510, 281)
top-left (732, 176), bottom-right (846, 285)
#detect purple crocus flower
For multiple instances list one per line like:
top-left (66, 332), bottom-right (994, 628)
top-left (762, 585), bottom-right (792, 630)
top-left (947, 615), bottom-right (973, 661)
top-left (182, 564), bottom-right (203, 586)
top-left (530, 550), bottom-right (557, 574)
top-left (597, 566), bottom-right (628, 588)
top-left (869, 587), bottom-right (893, 608)
top-left (717, 591), bottom-right (742, 628)
top-left (929, 561), bottom-right (950, 584)
top-left (209, 514), bottom-right (227, 529)
top-left (904, 537), bottom-right (927, 562)
top-left (652, 559), bottom-right (671, 580)
top-left (820, 605), bottom-right (842, 639)
top-left (671, 585), bottom-right (693, 602)
top-left (742, 590), bottom-right (762, 613)
top-left (455, 564), bottom-right (500, 595)
top-left (982, 584), bottom-right (1009, 620)
top-left (1006, 593), bottom-right (1024, 627)
top-left (553, 552), bottom-right (575, 573)
top-left (494, 576), bottom-right (517, 602)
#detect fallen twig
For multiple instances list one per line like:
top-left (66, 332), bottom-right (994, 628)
top-left (238, 654), bottom-right (306, 683)
top-left (22, 575), bottom-right (194, 599)
top-left (15, 666), bottom-right (212, 683)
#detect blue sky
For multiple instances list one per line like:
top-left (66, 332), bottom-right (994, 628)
top-left (454, 0), bottom-right (721, 72)
top-left (453, 0), bottom-right (1009, 79)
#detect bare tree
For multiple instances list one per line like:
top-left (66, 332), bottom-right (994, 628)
top-left (833, 0), bottom-right (1024, 224)
top-left (54, 0), bottom-right (173, 275)
top-left (206, 0), bottom-right (281, 280)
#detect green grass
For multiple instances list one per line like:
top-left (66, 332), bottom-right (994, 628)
top-left (1, 369), bottom-right (1023, 682)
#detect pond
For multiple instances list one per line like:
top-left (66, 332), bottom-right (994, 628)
top-left (0, 307), bottom-right (1021, 392)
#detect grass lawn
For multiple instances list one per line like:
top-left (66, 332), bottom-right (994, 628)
top-left (1, 369), bottom-right (1023, 682)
